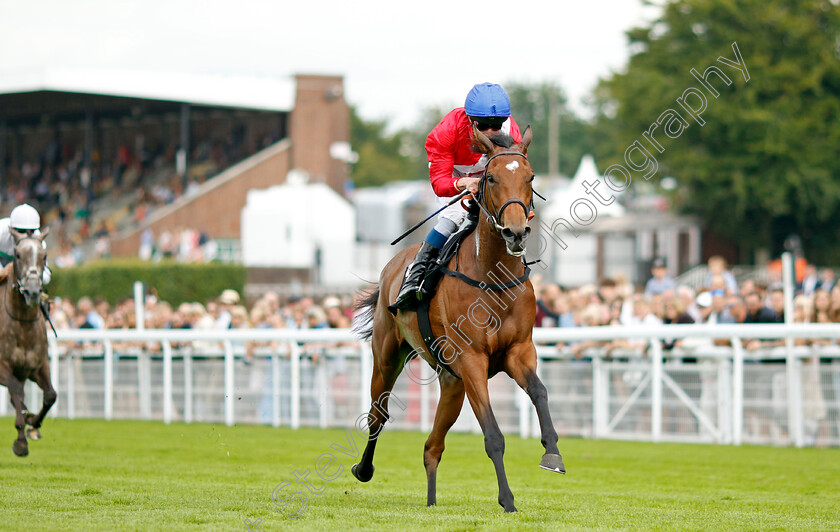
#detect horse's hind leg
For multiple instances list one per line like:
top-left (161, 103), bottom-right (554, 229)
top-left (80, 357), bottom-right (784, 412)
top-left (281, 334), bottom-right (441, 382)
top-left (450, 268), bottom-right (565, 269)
top-left (505, 343), bottom-right (564, 474)
top-left (0, 367), bottom-right (29, 457)
top-left (24, 360), bottom-right (57, 440)
top-left (424, 373), bottom-right (464, 507)
top-left (351, 325), bottom-right (406, 483)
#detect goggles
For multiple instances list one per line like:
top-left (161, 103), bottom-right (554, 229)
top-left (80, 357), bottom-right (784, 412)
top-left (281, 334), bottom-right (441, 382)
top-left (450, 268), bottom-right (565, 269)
top-left (473, 118), bottom-right (506, 131)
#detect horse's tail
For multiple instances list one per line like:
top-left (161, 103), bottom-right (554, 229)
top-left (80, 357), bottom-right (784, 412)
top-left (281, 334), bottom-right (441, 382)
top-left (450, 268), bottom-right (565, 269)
top-left (352, 285), bottom-right (380, 341)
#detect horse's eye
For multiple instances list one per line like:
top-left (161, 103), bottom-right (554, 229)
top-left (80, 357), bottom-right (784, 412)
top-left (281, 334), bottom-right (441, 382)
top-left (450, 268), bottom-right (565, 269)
top-left (486, 174), bottom-right (495, 184)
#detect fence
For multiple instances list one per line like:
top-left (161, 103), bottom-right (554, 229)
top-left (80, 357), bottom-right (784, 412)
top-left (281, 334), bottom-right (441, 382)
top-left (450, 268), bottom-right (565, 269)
top-left (5, 324), bottom-right (839, 448)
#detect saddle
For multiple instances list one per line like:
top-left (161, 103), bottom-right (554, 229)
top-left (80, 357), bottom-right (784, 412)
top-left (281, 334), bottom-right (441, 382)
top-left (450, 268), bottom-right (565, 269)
top-left (424, 209), bottom-right (480, 293)
top-left (387, 208), bottom-right (479, 317)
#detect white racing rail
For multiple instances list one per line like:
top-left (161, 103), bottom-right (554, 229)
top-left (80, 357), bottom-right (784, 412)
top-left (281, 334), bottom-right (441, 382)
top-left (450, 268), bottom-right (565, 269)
top-left (0, 324), bottom-right (834, 447)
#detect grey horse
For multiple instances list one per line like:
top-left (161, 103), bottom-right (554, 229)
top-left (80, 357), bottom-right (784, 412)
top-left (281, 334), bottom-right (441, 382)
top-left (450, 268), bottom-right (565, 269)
top-left (0, 227), bottom-right (55, 457)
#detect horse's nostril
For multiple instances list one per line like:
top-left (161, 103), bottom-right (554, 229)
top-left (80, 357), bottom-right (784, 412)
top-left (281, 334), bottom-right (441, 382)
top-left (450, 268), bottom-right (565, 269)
top-left (501, 228), bottom-right (515, 240)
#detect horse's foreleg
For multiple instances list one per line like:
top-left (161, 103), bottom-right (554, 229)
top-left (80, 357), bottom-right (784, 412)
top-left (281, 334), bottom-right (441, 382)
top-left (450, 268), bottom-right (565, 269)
top-left (351, 334), bottom-right (405, 483)
top-left (424, 373), bottom-right (464, 507)
top-left (461, 357), bottom-right (516, 512)
top-left (505, 344), bottom-right (565, 474)
top-left (25, 360), bottom-right (56, 440)
top-left (0, 367), bottom-right (29, 457)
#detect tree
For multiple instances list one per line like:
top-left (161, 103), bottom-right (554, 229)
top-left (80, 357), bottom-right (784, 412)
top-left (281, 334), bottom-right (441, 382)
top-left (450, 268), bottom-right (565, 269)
top-left (591, 0), bottom-right (840, 262)
top-left (348, 107), bottom-right (417, 188)
top-left (505, 81), bottom-right (592, 177)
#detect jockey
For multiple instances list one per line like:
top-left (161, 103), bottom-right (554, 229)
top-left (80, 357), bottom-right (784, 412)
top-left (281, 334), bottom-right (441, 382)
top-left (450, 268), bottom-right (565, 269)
top-left (0, 203), bottom-right (52, 285)
top-left (394, 82), bottom-right (522, 310)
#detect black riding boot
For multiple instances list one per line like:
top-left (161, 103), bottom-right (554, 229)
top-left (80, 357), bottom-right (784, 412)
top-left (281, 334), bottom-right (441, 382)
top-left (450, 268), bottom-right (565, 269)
top-left (394, 242), bottom-right (439, 310)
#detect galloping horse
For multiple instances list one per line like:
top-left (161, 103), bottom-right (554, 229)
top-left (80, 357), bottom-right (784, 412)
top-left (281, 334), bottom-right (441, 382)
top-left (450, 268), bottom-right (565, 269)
top-left (353, 125), bottom-right (564, 512)
top-left (0, 227), bottom-right (55, 457)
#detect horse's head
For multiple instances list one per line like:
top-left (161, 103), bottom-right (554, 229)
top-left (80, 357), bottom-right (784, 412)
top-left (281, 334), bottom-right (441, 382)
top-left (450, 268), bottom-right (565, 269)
top-left (10, 227), bottom-right (48, 308)
top-left (473, 124), bottom-right (534, 256)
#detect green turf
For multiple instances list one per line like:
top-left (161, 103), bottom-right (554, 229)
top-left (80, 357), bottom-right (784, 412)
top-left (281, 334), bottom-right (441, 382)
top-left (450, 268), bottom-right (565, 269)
top-left (0, 418), bottom-right (837, 531)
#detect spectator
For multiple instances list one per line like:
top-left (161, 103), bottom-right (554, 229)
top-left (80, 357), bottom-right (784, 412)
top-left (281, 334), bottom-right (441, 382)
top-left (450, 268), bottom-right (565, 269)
top-left (306, 306), bottom-right (329, 329)
top-left (323, 296), bottom-right (351, 328)
top-left (77, 296), bottom-right (105, 329)
top-left (705, 255), bottom-right (738, 294)
top-left (694, 292), bottom-right (715, 323)
top-left (535, 284), bottom-right (562, 327)
top-left (767, 288), bottom-right (786, 323)
top-left (662, 296), bottom-right (695, 350)
top-left (743, 292), bottom-right (776, 323)
top-left (215, 289), bottom-right (240, 329)
top-left (725, 294), bottom-right (748, 324)
top-left (598, 278), bottom-right (619, 306)
top-left (631, 294), bottom-right (663, 327)
top-left (800, 264), bottom-right (819, 295)
top-left (829, 285), bottom-right (840, 322)
top-left (818, 268), bottom-right (835, 293)
top-left (644, 257), bottom-right (675, 296)
top-left (811, 288), bottom-right (832, 324)
top-left (677, 285), bottom-right (702, 323)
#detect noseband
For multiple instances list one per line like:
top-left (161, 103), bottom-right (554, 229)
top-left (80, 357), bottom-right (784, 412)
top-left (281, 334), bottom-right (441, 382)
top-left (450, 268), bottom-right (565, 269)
top-left (474, 151), bottom-right (535, 233)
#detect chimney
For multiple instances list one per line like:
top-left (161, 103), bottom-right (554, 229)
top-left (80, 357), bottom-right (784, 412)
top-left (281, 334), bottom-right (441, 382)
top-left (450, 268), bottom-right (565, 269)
top-left (289, 74), bottom-right (350, 196)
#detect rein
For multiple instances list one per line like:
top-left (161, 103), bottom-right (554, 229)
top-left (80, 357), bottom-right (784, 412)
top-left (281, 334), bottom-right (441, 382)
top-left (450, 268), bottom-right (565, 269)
top-left (3, 281), bottom-right (40, 323)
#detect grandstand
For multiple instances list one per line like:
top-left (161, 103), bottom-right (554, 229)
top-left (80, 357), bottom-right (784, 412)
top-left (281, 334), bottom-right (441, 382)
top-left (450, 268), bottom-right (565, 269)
top-left (0, 70), bottom-right (349, 265)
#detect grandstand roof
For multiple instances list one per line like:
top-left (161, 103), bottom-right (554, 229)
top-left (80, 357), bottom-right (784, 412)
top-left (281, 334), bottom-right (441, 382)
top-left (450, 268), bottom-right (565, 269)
top-left (0, 68), bottom-right (295, 115)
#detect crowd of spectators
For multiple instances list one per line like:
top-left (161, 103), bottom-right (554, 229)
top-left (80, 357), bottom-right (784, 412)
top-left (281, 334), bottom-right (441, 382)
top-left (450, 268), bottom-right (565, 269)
top-left (43, 254), bottom-right (836, 444)
top-left (46, 254), bottom-right (840, 342)
top-left (2, 126), bottom-right (281, 266)
top-left (49, 288), bottom-right (356, 361)
top-left (532, 255), bottom-right (840, 354)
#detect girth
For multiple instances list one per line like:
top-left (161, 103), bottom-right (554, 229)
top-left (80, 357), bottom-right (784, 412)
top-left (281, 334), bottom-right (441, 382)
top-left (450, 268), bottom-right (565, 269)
top-left (414, 260), bottom-right (531, 381)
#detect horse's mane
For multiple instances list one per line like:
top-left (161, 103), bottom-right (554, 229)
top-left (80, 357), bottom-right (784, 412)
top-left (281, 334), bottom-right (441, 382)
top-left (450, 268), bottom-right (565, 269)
top-left (470, 132), bottom-right (516, 153)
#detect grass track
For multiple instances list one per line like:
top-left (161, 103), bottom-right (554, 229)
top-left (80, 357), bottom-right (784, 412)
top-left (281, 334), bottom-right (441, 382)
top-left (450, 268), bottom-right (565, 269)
top-left (0, 418), bottom-right (837, 531)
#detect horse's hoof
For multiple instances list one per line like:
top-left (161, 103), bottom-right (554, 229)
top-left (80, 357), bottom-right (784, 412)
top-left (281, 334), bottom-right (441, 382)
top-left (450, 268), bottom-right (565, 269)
top-left (351, 463), bottom-right (374, 482)
top-left (12, 440), bottom-right (28, 457)
top-left (539, 453), bottom-right (565, 474)
top-left (504, 505), bottom-right (518, 513)
top-left (26, 427), bottom-right (41, 440)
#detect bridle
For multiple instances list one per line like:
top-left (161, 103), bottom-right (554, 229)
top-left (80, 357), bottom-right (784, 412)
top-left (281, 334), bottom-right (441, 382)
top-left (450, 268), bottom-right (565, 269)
top-left (7, 235), bottom-right (44, 320)
top-left (474, 150), bottom-right (545, 234)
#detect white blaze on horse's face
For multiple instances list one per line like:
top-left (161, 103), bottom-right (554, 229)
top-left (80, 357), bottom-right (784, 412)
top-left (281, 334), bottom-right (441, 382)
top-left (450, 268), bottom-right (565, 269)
top-left (472, 124), bottom-right (534, 257)
top-left (14, 237), bottom-right (45, 308)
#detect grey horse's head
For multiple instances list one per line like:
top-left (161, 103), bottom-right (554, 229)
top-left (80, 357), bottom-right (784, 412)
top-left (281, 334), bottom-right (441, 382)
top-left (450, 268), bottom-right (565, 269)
top-left (10, 227), bottom-right (49, 308)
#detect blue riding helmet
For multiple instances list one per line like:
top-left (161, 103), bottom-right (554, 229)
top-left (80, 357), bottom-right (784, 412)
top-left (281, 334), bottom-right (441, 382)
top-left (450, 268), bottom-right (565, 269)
top-left (464, 83), bottom-right (511, 118)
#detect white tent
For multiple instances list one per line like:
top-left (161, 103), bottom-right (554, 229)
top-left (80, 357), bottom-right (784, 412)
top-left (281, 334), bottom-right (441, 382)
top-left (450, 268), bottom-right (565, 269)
top-left (541, 154), bottom-right (625, 222)
top-left (537, 155), bottom-right (625, 287)
top-left (241, 173), bottom-right (356, 285)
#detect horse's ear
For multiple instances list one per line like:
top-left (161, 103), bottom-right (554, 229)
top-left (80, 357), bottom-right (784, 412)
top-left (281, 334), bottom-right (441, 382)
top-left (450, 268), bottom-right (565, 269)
top-left (9, 227), bottom-right (23, 243)
top-left (471, 122), bottom-right (496, 154)
top-left (516, 125), bottom-right (533, 154)
top-left (38, 227), bottom-right (49, 241)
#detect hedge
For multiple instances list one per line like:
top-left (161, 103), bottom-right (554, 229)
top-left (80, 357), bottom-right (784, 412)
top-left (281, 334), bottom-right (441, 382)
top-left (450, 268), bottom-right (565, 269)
top-left (49, 259), bottom-right (247, 306)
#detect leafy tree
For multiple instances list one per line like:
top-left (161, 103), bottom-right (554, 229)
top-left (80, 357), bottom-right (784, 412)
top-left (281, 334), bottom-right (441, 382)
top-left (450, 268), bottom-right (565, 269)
top-left (591, 0), bottom-right (840, 262)
top-left (505, 81), bottom-right (592, 177)
top-left (348, 107), bottom-right (417, 188)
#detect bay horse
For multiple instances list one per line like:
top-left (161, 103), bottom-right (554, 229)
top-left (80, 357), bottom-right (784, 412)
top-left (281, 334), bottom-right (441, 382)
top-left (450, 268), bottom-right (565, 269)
top-left (0, 227), bottom-right (55, 457)
top-left (353, 125), bottom-right (564, 512)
